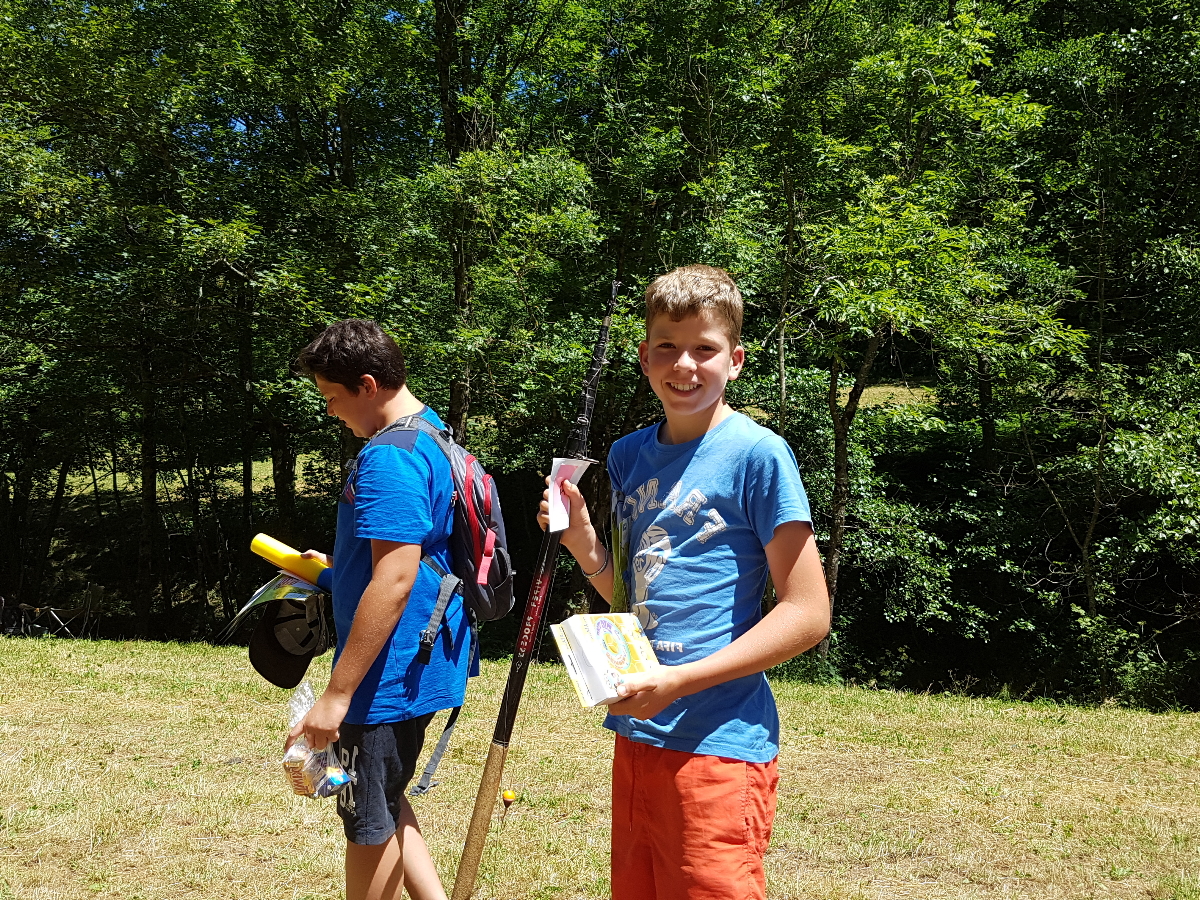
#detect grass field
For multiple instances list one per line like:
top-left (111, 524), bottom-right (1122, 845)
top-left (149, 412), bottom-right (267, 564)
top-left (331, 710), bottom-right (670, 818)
top-left (1, 638), bottom-right (1197, 900)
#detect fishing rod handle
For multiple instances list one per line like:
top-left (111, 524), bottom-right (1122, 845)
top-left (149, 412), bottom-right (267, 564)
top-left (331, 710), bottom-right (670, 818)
top-left (451, 740), bottom-right (509, 900)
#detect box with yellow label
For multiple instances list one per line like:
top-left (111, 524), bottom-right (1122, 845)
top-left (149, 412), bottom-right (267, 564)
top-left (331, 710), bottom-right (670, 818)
top-left (550, 613), bottom-right (660, 707)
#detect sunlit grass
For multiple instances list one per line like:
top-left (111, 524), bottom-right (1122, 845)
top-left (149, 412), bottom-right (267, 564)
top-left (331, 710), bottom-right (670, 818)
top-left (1, 638), bottom-right (1197, 899)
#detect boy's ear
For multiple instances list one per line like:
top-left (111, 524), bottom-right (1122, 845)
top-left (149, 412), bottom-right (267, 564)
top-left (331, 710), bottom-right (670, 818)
top-left (728, 344), bottom-right (745, 381)
top-left (637, 340), bottom-right (650, 376)
top-left (359, 374), bottom-right (379, 396)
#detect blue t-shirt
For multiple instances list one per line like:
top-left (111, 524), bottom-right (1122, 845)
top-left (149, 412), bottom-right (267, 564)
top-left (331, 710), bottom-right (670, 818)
top-left (330, 406), bottom-right (472, 725)
top-left (604, 412), bottom-right (812, 763)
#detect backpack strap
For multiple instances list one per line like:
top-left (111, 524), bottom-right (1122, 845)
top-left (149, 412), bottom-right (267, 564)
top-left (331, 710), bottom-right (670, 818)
top-left (408, 613), bottom-right (479, 797)
top-left (416, 555), bottom-right (461, 666)
top-left (379, 411), bottom-right (452, 448)
top-left (408, 704), bottom-right (462, 796)
top-left (349, 414), bottom-right (426, 497)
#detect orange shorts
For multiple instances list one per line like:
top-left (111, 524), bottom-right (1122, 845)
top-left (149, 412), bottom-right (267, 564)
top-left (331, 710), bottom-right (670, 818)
top-left (610, 734), bottom-right (779, 900)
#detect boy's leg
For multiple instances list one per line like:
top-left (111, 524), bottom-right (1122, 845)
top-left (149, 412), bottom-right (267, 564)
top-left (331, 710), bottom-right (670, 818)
top-left (611, 735), bottom-right (657, 899)
top-left (345, 797), bottom-right (444, 900)
top-left (612, 735), bottom-right (779, 900)
top-left (394, 797), bottom-right (446, 899)
top-left (337, 715), bottom-right (443, 900)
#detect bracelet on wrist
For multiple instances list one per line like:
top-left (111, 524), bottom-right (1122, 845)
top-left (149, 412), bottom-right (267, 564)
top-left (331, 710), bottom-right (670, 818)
top-left (581, 547), bottom-right (610, 579)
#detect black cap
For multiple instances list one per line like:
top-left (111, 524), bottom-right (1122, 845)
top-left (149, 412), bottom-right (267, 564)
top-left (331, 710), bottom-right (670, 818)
top-left (248, 595), bottom-right (330, 689)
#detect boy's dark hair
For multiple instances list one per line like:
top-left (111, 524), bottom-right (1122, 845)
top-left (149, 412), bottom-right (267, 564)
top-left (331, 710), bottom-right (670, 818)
top-left (644, 264), bottom-right (744, 346)
top-left (295, 319), bottom-right (407, 393)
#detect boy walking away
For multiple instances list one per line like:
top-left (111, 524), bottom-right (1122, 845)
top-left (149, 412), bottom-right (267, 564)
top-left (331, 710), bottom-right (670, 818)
top-left (290, 320), bottom-right (472, 900)
top-left (541, 265), bottom-right (831, 900)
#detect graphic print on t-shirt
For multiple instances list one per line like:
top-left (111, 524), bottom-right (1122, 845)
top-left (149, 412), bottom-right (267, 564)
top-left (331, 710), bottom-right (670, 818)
top-left (631, 524), bottom-right (669, 631)
top-left (618, 476), bottom-right (734, 639)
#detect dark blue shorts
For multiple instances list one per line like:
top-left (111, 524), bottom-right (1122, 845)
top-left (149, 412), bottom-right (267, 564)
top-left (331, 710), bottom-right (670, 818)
top-left (334, 714), bottom-right (435, 845)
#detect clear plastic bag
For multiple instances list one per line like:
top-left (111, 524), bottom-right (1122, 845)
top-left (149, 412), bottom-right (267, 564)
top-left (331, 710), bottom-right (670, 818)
top-left (281, 681), bottom-right (352, 798)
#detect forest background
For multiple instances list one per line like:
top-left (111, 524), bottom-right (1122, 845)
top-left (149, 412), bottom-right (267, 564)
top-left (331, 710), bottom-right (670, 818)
top-left (2, 0), bottom-right (1197, 709)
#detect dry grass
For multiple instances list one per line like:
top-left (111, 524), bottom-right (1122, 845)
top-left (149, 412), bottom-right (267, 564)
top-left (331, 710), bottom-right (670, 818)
top-left (853, 383), bottom-right (933, 407)
top-left (743, 385), bottom-right (933, 427)
top-left (1, 639), bottom-right (1197, 900)
top-left (768, 684), bottom-right (1200, 899)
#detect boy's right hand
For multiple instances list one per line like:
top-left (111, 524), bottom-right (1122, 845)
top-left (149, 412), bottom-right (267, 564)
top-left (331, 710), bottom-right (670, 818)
top-left (537, 476), bottom-right (595, 555)
top-left (285, 685), bottom-right (352, 752)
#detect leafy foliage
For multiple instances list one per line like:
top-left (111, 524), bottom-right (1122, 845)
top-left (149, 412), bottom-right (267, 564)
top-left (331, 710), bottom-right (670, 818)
top-left (1, 0), bottom-right (1197, 707)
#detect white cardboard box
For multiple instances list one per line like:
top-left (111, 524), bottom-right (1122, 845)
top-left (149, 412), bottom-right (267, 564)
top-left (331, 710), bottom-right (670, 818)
top-left (550, 613), bottom-right (661, 707)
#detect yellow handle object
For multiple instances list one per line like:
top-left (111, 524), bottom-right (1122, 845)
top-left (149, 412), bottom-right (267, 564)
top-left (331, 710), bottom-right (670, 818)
top-left (250, 533), bottom-right (329, 585)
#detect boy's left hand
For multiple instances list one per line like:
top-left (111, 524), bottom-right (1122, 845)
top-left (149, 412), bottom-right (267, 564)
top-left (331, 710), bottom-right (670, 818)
top-left (607, 666), bottom-right (690, 720)
top-left (300, 548), bottom-right (332, 568)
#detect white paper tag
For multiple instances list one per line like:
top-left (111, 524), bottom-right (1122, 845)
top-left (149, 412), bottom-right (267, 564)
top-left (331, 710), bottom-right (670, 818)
top-left (548, 458), bottom-right (593, 533)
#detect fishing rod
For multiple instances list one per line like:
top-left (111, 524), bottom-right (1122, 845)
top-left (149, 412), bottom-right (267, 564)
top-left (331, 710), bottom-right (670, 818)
top-left (451, 281), bottom-right (620, 900)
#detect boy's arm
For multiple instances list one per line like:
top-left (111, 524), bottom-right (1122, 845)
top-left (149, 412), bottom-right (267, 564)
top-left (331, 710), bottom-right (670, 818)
top-left (607, 519), bottom-right (830, 720)
top-left (287, 538), bottom-right (421, 750)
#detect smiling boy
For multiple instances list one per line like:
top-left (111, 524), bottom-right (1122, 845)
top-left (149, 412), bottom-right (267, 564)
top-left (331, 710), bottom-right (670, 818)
top-left (542, 265), bottom-right (831, 899)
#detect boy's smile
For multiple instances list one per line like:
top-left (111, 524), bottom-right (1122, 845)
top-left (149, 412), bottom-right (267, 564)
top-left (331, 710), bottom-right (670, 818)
top-left (639, 311), bottom-right (744, 444)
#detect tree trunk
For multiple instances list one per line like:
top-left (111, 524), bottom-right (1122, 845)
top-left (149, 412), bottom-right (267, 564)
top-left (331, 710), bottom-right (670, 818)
top-left (204, 466), bottom-right (238, 622)
top-left (86, 444), bottom-right (104, 519)
top-left (434, 0), bottom-right (468, 164)
top-left (285, 103), bottom-right (311, 166)
top-left (823, 364), bottom-right (850, 628)
top-left (434, 0), bottom-right (478, 441)
top-left (447, 226), bottom-right (472, 439)
top-left (137, 351), bottom-right (160, 635)
top-left (238, 288), bottom-right (255, 581)
top-left (0, 471), bottom-right (13, 599)
top-left (778, 172), bottom-right (798, 439)
top-left (818, 331), bottom-right (884, 657)
top-left (977, 353), bottom-right (996, 469)
top-left (268, 418), bottom-right (298, 541)
top-left (185, 452), bottom-right (209, 612)
top-left (336, 97), bottom-right (357, 189)
top-left (448, 347), bottom-right (471, 439)
top-left (160, 478), bottom-right (179, 617)
top-left (109, 439), bottom-right (124, 514)
top-left (28, 456), bottom-right (72, 605)
top-left (778, 318), bottom-right (788, 439)
top-left (448, 368), bottom-right (470, 438)
top-left (11, 453), bottom-right (34, 601)
top-left (1082, 231), bottom-right (1110, 617)
top-left (0, 434), bottom-right (36, 602)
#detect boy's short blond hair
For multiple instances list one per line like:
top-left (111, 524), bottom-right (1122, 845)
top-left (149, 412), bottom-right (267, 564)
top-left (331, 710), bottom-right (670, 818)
top-left (644, 264), bottom-right (743, 347)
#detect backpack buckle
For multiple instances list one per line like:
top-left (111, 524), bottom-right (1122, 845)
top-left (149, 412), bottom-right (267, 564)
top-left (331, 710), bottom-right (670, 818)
top-left (416, 629), bottom-right (436, 666)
